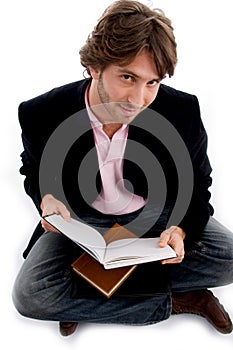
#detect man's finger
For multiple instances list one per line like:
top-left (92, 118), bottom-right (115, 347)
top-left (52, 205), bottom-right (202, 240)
top-left (158, 228), bottom-right (174, 247)
top-left (60, 210), bottom-right (71, 222)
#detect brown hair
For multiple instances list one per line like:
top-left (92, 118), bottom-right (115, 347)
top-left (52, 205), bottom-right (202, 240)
top-left (79, 0), bottom-right (177, 79)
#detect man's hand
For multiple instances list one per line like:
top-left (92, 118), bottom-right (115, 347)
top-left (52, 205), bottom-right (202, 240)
top-left (40, 194), bottom-right (71, 233)
top-left (158, 226), bottom-right (186, 264)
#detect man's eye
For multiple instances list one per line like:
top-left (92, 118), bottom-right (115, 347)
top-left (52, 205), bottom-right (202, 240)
top-left (148, 80), bottom-right (159, 86)
top-left (122, 75), bottom-right (133, 81)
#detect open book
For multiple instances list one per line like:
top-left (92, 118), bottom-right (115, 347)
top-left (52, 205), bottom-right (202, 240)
top-left (44, 214), bottom-right (177, 269)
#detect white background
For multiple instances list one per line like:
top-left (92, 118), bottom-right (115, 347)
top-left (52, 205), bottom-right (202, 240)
top-left (1, 0), bottom-right (233, 348)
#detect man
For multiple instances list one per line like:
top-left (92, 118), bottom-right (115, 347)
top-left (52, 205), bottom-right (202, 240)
top-left (12, 0), bottom-right (233, 336)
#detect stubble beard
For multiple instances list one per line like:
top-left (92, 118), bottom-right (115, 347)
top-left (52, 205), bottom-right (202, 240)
top-left (97, 74), bottom-right (118, 125)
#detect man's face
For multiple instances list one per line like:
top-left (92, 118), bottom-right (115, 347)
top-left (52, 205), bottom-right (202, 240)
top-left (89, 51), bottom-right (161, 125)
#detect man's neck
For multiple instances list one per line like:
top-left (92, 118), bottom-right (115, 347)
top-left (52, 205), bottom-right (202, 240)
top-left (102, 123), bottom-right (122, 139)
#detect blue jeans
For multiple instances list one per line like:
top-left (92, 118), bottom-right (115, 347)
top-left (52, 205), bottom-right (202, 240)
top-left (12, 216), bottom-right (233, 325)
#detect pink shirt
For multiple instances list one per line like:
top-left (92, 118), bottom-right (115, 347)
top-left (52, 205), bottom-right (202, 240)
top-left (85, 88), bottom-right (146, 214)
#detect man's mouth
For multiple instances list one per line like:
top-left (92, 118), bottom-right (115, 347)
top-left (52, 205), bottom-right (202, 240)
top-left (119, 103), bottom-right (141, 117)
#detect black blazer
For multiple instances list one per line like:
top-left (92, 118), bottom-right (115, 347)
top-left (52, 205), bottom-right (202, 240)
top-left (19, 79), bottom-right (214, 259)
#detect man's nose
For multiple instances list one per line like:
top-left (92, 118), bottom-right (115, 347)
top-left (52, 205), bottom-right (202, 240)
top-left (127, 86), bottom-right (146, 107)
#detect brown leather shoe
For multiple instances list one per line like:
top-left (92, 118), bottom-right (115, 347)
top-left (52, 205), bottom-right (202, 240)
top-left (59, 322), bottom-right (79, 336)
top-left (172, 289), bottom-right (232, 334)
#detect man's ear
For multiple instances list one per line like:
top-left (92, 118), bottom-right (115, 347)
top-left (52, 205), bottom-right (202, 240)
top-left (89, 66), bottom-right (100, 80)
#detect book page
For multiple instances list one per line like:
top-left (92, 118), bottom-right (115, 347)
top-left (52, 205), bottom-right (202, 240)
top-left (104, 237), bottom-right (176, 267)
top-left (44, 214), bottom-right (106, 262)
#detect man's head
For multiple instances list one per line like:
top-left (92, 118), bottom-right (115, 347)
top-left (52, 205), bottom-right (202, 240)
top-left (80, 0), bottom-right (177, 80)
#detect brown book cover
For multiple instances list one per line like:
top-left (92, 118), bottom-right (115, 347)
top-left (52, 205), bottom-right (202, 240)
top-left (71, 223), bottom-right (137, 298)
top-left (72, 253), bottom-right (137, 298)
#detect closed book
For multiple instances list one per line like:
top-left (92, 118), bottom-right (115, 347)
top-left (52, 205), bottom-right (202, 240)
top-left (71, 223), bottom-right (137, 298)
top-left (72, 253), bottom-right (137, 298)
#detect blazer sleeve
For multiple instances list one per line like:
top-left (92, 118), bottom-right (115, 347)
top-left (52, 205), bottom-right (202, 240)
top-left (177, 95), bottom-right (214, 241)
top-left (18, 101), bottom-right (44, 214)
top-left (18, 87), bottom-right (65, 213)
top-left (18, 79), bottom-right (89, 216)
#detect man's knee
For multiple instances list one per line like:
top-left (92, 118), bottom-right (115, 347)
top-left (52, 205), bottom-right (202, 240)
top-left (12, 285), bottom-right (32, 318)
top-left (12, 268), bottom-right (52, 320)
top-left (12, 272), bottom-right (38, 319)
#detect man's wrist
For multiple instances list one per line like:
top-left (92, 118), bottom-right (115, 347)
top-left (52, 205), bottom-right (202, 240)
top-left (176, 226), bottom-right (186, 240)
